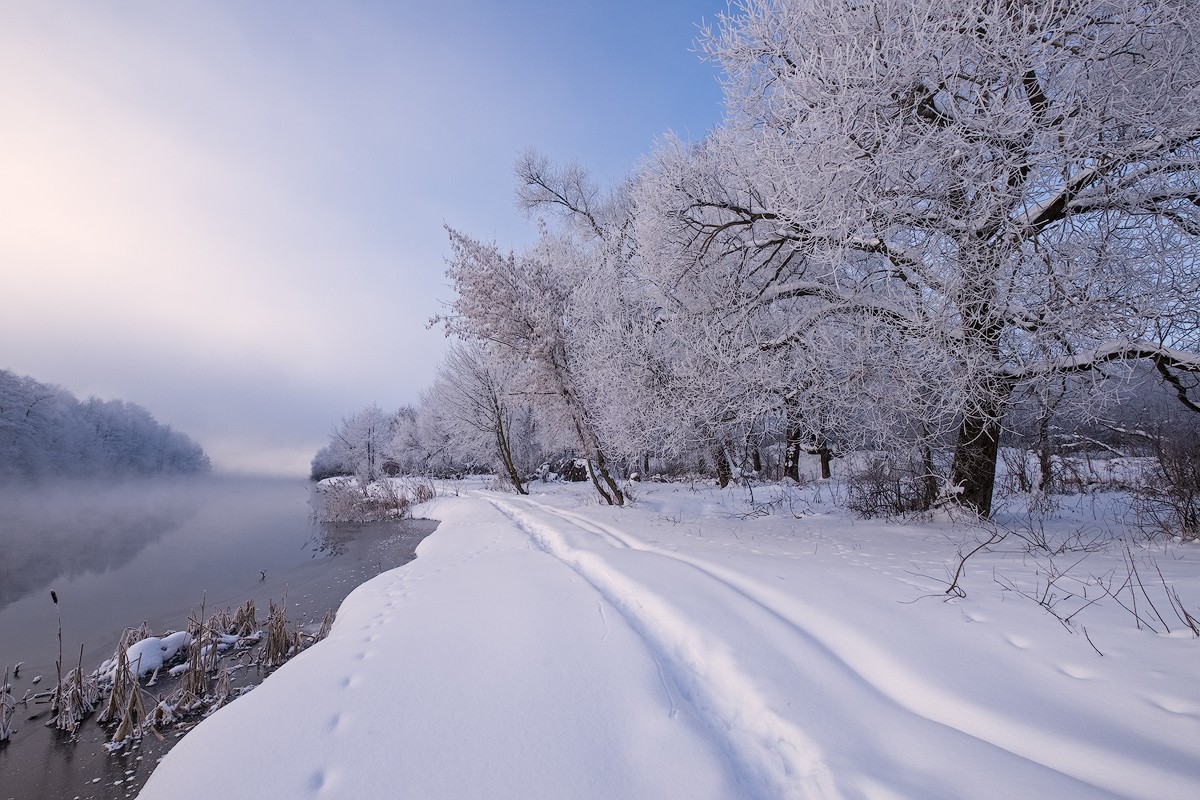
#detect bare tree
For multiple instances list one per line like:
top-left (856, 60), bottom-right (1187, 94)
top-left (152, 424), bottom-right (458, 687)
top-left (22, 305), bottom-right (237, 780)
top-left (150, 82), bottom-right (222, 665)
top-left (429, 341), bottom-right (531, 494)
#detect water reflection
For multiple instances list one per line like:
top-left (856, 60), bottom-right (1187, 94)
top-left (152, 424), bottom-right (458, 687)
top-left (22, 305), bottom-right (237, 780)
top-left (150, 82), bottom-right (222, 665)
top-left (0, 480), bottom-right (196, 611)
top-left (0, 476), bottom-right (435, 800)
top-left (306, 521), bottom-right (380, 558)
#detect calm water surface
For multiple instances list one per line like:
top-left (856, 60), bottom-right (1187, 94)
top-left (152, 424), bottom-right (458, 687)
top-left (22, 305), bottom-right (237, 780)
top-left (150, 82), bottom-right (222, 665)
top-left (0, 476), bottom-right (436, 800)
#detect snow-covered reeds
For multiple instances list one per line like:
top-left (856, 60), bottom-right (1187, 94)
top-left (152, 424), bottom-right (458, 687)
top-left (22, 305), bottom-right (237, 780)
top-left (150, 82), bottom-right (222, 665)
top-left (208, 666), bottom-right (233, 712)
top-left (230, 599), bottom-right (258, 637)
top-left (108, 668), bottom-right (146, 748)
top-left (53, 645), bottom-right (99, 733)
top-left (97, 636), bottom-right (137, 727)
top-left (9, 592), bottom-right (334, 750)
top-left (313, 476), bottom-right (431, 522)
top-left (48, 590), bottom-right (100, 733)
top-left (261, 599), bottom-right (292, 668)
top-left (179, 609), bottom-right (214, 701)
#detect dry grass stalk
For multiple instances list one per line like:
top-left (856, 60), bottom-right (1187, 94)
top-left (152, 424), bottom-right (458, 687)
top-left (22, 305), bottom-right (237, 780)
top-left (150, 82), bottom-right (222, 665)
top-left (231, 600), bottom-right (257, 637)
top-left (207, 608), bottom-right (232, 635)
top-left (261, 598), bottom-right (292, 668)
top-left (208, 667), bottom-right (232, 712)
top-left (53, 645), bottom-right (98, 733)
top-left (97, 643), bottom-right (134, 725)
top-left (124, 622), bottom-right (152, 647)
top-left (1, 667), bottom-right (16, 742)
top-left (176, 600), bottom-right (226, 703)
top-left (51, 590), bottom-right (62, 720)
top-left (315, 609), bottom-right (335, 642)
top-left (109, 679), bottom-right (146, 746)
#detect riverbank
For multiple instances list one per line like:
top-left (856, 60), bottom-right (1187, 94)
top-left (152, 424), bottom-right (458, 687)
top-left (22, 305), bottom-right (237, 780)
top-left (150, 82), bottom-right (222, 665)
top-left (0, 478), bottom-right (435, 800)
top-left (142, 482), bottom-right (1200, 799)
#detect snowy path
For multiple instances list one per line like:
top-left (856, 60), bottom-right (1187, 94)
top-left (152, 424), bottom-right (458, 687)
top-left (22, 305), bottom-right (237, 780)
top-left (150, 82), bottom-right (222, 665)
top-left (142, 485), bottom-right (1200, 800)
top-left (486, 496), bottom-right (1190, 800)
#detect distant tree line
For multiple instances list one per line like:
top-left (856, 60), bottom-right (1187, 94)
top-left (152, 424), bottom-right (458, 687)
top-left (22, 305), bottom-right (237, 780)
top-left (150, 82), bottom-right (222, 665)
top-left (0, 368), bottom-right (211, 481)
top-left (320, 1), bottom-right (1200, 521)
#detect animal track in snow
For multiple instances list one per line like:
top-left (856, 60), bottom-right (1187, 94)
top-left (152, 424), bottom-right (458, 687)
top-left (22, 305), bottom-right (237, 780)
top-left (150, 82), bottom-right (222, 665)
top-left (1143, 692), bottom-right (1200, 716)
top-left (1056, 664), bottom-right (1094, 680)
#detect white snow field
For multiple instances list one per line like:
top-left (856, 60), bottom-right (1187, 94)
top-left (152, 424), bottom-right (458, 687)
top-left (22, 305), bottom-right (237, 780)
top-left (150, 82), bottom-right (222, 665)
top-left (141, 481), bottom-right (1200, 800)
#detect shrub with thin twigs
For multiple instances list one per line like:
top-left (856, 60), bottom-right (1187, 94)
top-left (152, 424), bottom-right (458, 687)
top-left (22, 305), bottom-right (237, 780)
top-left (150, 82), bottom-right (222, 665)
top-left (847, 450), bottom-right (942, 518)
top-left (1133, 425), bottom-right (1200, 542)
top-left (405, 477), bottom-right (437, 505)
top-left (314, 477), bottom-right (413, 522)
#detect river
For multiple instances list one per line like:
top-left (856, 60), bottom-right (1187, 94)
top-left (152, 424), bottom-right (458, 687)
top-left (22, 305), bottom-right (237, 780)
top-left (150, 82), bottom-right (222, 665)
top-left (0, 476), bottom-right (436, 800)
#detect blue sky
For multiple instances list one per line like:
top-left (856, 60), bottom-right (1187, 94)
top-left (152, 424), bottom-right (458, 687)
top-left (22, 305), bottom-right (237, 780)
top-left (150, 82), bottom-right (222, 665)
top-left (0, 1), bottom-right (726, 474)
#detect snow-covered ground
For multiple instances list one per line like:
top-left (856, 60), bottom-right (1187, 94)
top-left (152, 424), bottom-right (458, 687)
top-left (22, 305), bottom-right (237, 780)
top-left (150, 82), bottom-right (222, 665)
top-left (140, 480), bottom-right (1200, 800)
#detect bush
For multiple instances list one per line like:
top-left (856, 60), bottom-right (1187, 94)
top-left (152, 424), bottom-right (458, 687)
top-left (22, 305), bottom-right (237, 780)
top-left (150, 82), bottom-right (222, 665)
top-left (312, 478), bottom-right (410, 523)
top-left (846, 449), bottom-right (942, 518)
top-left (1135, 425), bottom-right (1200, 541)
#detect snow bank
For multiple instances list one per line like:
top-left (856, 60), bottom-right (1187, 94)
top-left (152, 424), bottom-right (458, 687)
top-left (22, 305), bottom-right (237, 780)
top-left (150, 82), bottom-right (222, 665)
top-left (142, 483), bottom-right (1200, 800)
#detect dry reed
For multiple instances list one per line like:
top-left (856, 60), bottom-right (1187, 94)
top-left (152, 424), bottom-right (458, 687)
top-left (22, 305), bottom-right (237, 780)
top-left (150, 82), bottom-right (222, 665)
top-left (37, 589), bottom-right (328, 748)
top-left (54, 645), bottom-right (98, 733)
top-left (315, 609), bottom-right (335, 642)
top-left (1, 666), bottom-right (15, 742)
top-left (97, 641), bottom-right (135, 726)
top-left (231, 599), bottom-right (257, 636)
top-left (261, 598), bottom-right (292, 668)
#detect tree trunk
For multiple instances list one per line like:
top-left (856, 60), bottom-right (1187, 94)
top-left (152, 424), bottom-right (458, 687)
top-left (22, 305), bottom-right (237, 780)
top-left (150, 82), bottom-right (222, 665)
top-left (1036, 409), bottom-right (1053, 493)
top-left (949, 256), bottom-right (1010, 518)
top-left (584, 458), bottom-right (614, 505)
top-left (784, 417), bottom-right (803, 483)
top-left (713, 443), bottom-right (733, 488)
top-left (817, 446), bottom-right (832, 480)
top-left (494, 424), bottom-right (527, 495)
top-left (949, 403), bottom-right (1005, 518)
top-left (593, 447), bottom-right (625, 506)
top-left (570, 416), bottom-right (622, 506)
top-left (921, 436), bottom-right (938, 506)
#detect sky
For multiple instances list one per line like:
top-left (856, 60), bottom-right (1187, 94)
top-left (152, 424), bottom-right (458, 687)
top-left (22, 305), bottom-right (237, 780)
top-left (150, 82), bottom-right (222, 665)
top-left (0, 0), bottom-right (727, 476)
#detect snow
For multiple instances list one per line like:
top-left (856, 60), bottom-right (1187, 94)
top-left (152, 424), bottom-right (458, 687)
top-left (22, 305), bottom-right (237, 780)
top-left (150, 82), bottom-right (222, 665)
top-left (140, 481), bottom-right (1200, 800)
top-left (96, 631), bottom-right (193, 682)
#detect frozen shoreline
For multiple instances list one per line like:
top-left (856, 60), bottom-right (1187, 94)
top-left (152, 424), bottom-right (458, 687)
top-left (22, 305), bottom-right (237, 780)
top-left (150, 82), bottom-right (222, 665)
top-left (0, 489), bottom-right (435, 800)
top-left (140, 481), bottom-right (1200, 800)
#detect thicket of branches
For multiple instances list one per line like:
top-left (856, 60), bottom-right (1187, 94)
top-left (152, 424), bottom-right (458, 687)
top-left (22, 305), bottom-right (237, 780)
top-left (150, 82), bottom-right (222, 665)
top-left (0, 369), bottom-right (211, 481)
top-left (322, 1), bottom-right (1200, 522)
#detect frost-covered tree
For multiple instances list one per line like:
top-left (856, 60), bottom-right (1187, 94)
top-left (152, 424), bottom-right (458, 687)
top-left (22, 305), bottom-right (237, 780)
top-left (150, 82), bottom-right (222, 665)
top-left (0, 369), bottom-right (210, 480)
top-left (327, 404), bottom-right (394, 488)
top-left (635, 0), bottom-right (1200, 516)
top-left (427, 341), bottom-right (532, 493)
top-left (309, 443), bottom-right (348, 481)
top-left (435, 216), bottom-right (628, 505)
